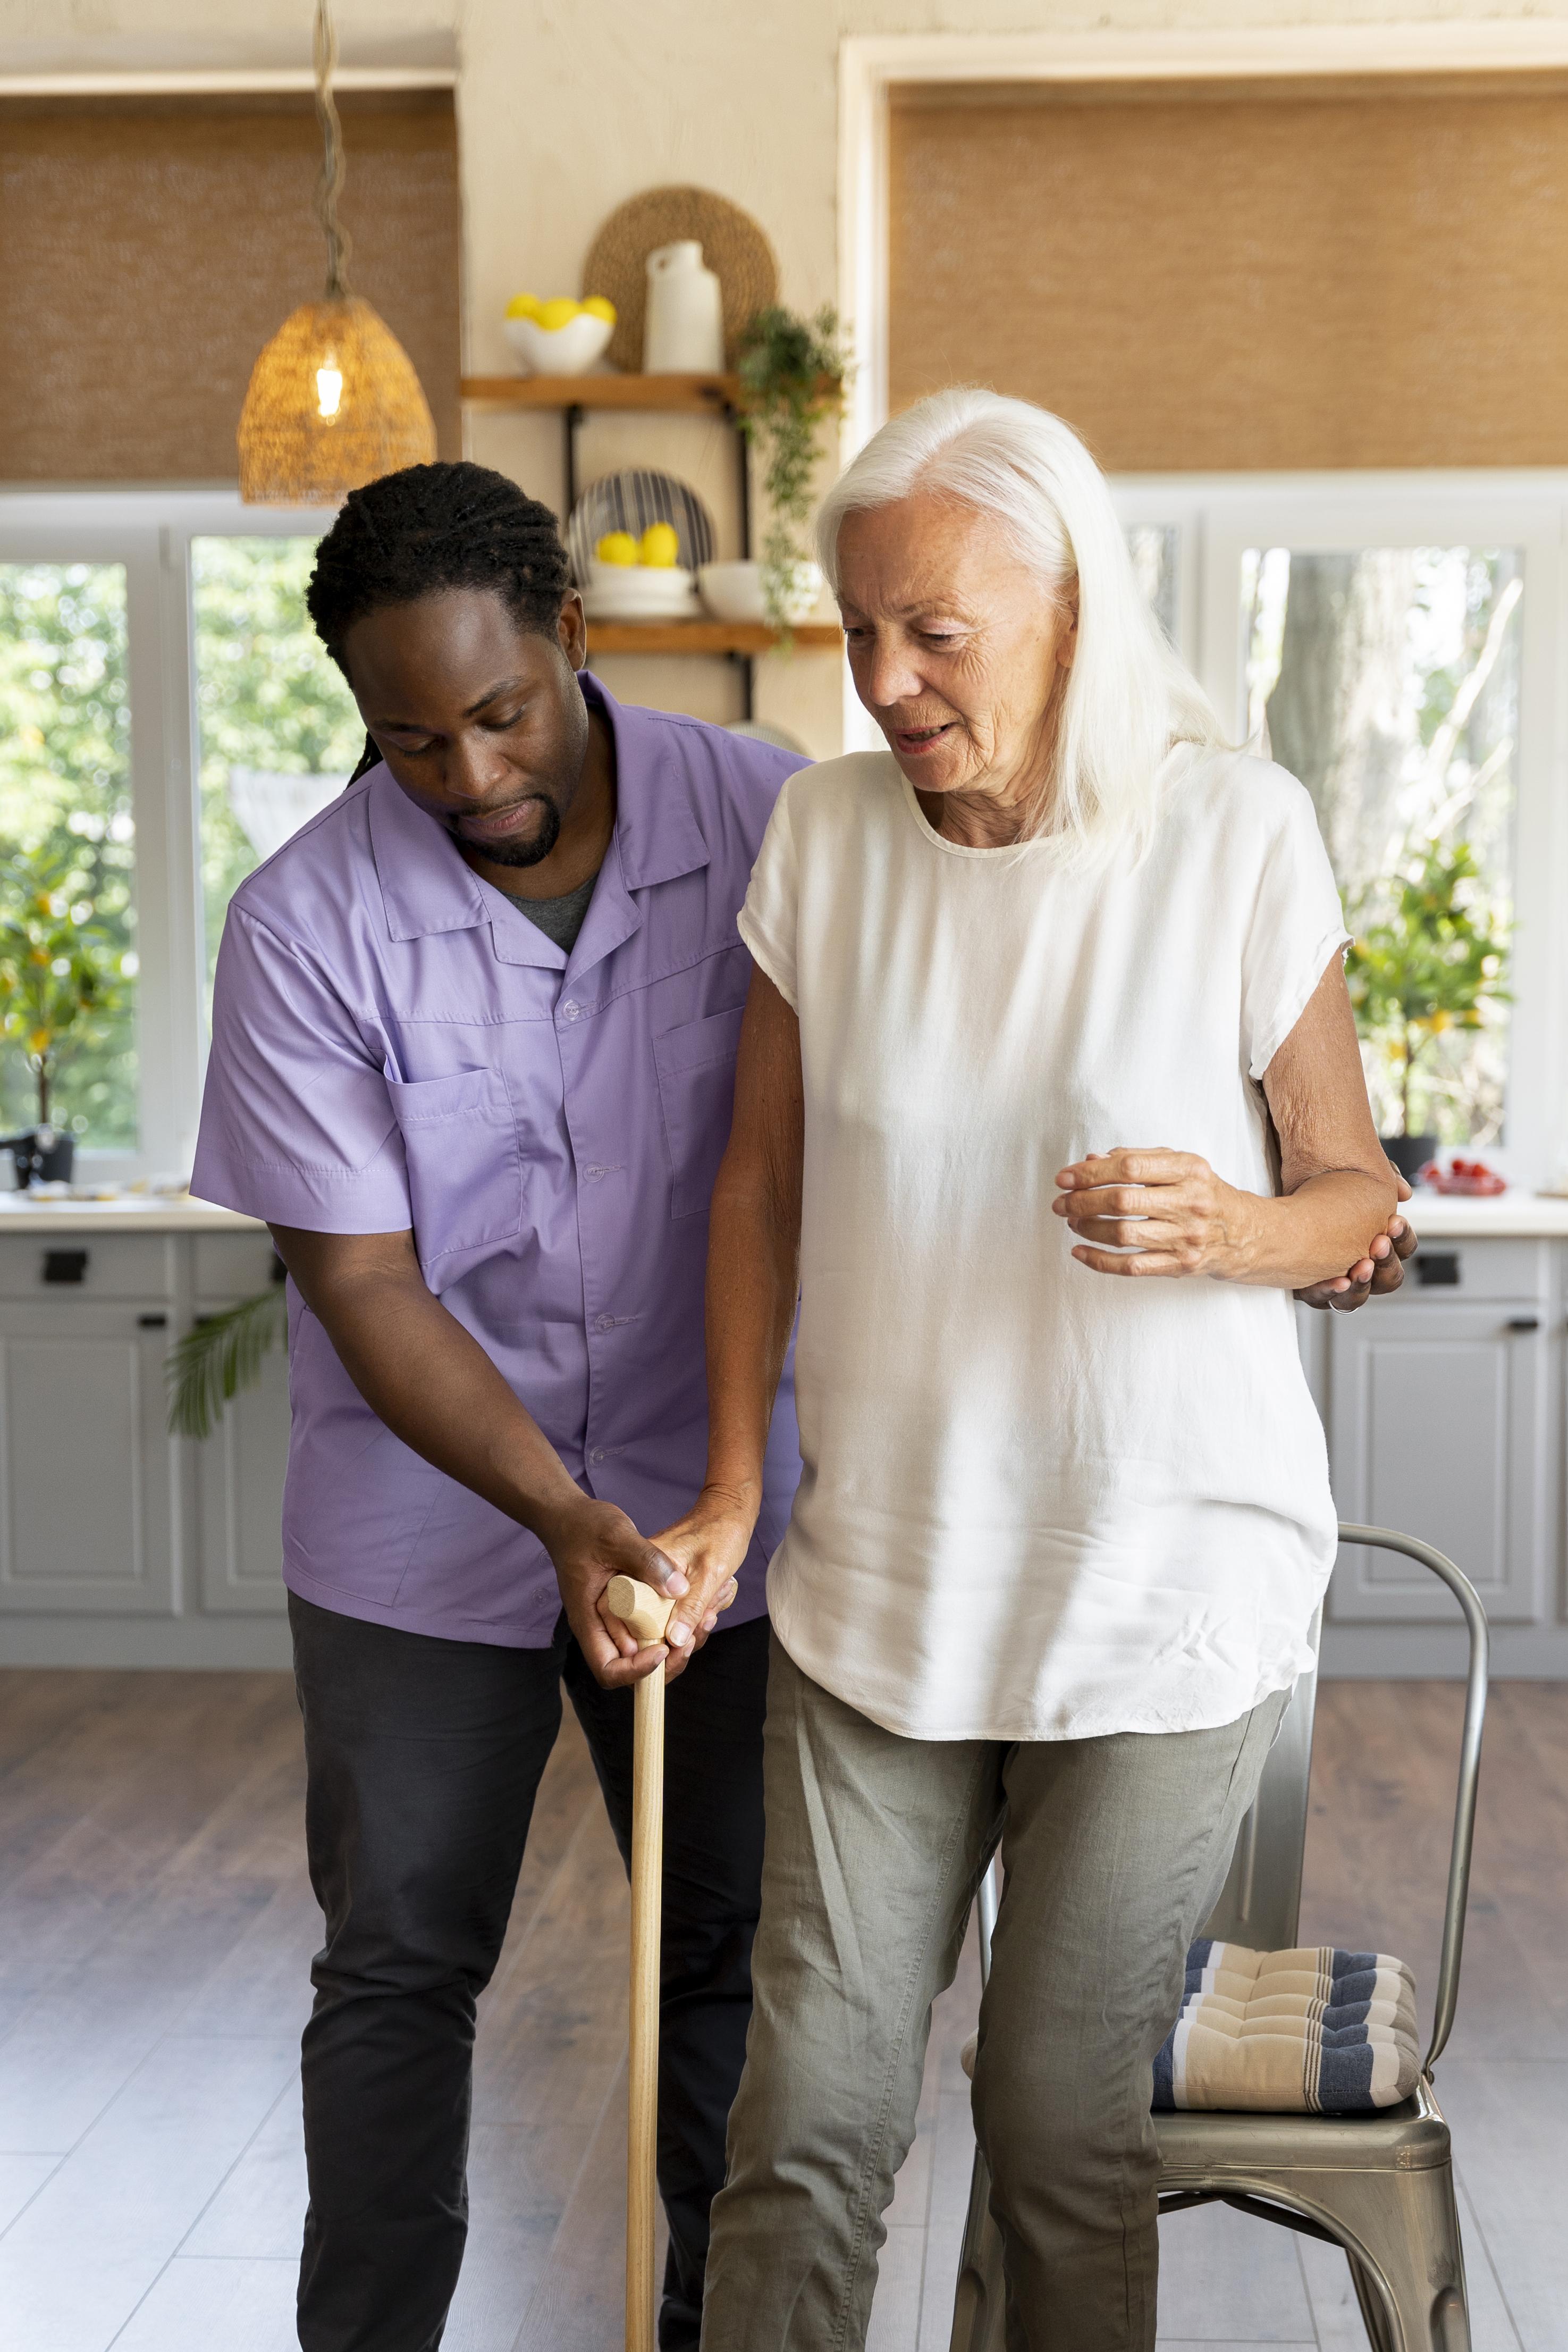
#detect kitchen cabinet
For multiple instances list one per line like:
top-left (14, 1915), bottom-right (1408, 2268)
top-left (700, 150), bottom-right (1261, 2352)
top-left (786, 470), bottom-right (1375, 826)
top-left (1326, 1300), bottom-right (1548, 1623)
top-left (193, 1233), bottom-right (289, 1617)
top-left (0, 1299), bottom-right (178, 1616)
top-left (0, 1204), bottom-right (290, 1667)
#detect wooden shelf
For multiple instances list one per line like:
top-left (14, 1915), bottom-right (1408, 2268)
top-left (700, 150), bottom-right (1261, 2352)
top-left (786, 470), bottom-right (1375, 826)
top-left (461, 373), bottom-right (743, 414)
top-left (585, 620), bottom-right (841, 657)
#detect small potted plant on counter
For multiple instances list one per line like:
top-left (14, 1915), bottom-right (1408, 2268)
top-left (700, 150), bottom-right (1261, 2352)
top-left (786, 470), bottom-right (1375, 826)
top-left (1345, 841), bottom-right (1510, 1180)
top-left (0, 842), bottom-right (127, 1187)
top-left (731, 305), bottom-right (850, 632)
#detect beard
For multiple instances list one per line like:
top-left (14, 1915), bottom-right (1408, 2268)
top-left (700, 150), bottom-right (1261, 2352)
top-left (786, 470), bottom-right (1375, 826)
top-left (451, 794), bottom-right (561, 868)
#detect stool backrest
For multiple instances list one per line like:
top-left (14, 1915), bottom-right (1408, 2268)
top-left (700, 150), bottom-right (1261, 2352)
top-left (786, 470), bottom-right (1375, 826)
top-left (1200, 1608), bottom-right (1321, 1951)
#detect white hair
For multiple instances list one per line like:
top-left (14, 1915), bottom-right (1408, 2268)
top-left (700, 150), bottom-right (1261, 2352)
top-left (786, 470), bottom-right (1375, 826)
top-left (817, 388), bottom-right (1225, 863)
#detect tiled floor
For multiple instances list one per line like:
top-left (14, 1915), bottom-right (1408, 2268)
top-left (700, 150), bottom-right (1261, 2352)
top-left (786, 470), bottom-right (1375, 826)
top-left (0, 1671), bottom-right (1562, 2352)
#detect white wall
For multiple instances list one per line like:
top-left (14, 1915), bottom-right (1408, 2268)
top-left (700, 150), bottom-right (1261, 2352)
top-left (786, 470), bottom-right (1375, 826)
top-left (10, 0), bottom-right (1568, 749)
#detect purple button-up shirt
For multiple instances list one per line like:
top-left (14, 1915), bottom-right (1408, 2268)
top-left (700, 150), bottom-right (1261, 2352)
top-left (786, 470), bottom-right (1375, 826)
top-left (191, 679), bottom-right (806, 1647)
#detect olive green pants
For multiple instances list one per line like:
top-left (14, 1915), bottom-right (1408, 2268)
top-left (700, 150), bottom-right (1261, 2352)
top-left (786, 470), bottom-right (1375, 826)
top-left (700, 1643), bottom-right (1288, 2352)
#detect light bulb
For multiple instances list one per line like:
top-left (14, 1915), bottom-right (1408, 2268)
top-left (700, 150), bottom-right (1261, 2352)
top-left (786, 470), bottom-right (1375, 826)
top-left (316, 365), bottom-right (344, 420)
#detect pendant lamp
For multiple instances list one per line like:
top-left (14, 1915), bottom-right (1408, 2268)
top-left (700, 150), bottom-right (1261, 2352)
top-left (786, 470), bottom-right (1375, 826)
top-left (238, 0), bottom-right (436, 503)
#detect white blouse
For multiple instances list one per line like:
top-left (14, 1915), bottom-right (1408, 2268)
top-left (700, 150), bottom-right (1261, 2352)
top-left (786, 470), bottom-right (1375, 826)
top-left (738, 745), bottom-right (1349, 1743)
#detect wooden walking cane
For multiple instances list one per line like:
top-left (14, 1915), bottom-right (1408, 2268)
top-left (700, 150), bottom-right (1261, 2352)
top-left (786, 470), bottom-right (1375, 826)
top-left (604, 1573), bottom-right (679, 2352)
top-left (604, 1570), bottom-right (736, 2352)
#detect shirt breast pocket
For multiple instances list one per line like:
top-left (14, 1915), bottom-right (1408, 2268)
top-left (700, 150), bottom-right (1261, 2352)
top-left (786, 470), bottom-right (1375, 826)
top-left (385, 1066), bottom-right (524, 1266)
top-left (653, 1005), bottom-right (745, 1220)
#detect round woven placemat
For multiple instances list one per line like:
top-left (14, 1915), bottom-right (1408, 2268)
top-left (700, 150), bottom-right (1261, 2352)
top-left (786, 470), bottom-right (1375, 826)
top-left (583, 186), bottom-right (778, 373)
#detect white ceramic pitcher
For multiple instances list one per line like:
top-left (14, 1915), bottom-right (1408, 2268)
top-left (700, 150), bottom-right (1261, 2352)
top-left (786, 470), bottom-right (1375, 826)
top-left (643, 241), bottom-right (724, 373)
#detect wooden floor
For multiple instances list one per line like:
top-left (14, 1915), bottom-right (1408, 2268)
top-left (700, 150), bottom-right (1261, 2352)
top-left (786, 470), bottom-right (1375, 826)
top-left (0, 1673), bottom-right (1562, 2352)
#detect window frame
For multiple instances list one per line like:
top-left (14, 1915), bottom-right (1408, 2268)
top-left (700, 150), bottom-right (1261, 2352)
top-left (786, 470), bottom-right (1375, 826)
top-left (0, 488), bottom-right (341, 1178)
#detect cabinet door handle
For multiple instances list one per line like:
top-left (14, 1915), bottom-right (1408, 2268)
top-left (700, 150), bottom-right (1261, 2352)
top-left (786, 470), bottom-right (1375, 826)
top-left (137, 1313), bottom-right (168, 1330)
top-left (1506, 1316), bottom-right (1540, 1332)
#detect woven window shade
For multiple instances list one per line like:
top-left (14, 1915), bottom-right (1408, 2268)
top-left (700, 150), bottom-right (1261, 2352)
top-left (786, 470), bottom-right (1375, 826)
top-left (0, 90), bottom-right (459, 484)
top-left (889, 76), bottom-right (1568, 470)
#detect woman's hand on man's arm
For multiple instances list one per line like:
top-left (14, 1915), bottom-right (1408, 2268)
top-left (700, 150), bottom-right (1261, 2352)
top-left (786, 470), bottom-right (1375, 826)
top-left (267, 1224), bottom-right (683, 1689)
top-left (1052, 955), bottom-right (1399, 1291)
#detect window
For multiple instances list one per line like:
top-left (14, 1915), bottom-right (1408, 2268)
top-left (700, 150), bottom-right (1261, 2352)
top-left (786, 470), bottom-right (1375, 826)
top-left (1115, 478), bottom-right (1559, 1181)
top-left (0, 491), bottom-right (372, 1179)
top-left (1243, 544), bottom-right (1520, 1143)
top-left (191, 537), bottom-right (362, 1006)
top-left (2, 481), bottom-right (1563, 1191)
top-left (1125, 525), bottom-right (1179, 645)
top-left (0, 561), bottom-right (137, 1148)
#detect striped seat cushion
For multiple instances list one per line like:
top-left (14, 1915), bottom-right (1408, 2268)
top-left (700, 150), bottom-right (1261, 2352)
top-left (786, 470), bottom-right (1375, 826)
top-left (1151, 1939), bottom-right (1420, 2113)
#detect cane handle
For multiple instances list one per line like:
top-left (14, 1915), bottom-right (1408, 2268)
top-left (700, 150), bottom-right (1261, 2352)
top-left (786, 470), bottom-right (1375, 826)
top-left (605, 1574), bottom-right (675, 1647)
top-left (606, 1570), bottom-right (740, 1651)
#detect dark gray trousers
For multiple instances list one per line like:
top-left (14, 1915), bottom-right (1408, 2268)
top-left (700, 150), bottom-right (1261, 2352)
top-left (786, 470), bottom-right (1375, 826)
top-left (290, 1594), bottom-right (770, 2352)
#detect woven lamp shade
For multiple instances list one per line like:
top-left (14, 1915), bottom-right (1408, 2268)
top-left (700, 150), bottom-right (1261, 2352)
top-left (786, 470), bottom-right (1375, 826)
top-left (238, 295), bottom-right (436, 505)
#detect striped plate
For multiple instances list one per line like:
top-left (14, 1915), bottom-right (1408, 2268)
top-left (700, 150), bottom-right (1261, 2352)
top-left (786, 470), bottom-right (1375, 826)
top-left (567, 467), bottom-right (718, 585)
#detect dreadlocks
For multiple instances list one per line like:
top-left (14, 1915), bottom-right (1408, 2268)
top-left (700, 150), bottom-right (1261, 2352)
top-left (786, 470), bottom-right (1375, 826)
top-left (307, 460), bottom-right (576, 784)
top-left (309, 460), bottom-right (572, 666)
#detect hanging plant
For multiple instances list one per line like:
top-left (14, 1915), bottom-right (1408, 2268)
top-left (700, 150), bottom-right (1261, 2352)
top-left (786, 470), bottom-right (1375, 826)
top-left (735, 306), bottom-right (850, 632)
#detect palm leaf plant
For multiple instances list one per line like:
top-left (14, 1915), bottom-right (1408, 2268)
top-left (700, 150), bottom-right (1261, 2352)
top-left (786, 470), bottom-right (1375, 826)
top-left (165, 1280), bottom-right (288, 1440)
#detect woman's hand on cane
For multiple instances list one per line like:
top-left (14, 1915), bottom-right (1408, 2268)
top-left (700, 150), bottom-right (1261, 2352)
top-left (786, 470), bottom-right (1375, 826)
top-left (645, 1484), bottom-right (755, 1680)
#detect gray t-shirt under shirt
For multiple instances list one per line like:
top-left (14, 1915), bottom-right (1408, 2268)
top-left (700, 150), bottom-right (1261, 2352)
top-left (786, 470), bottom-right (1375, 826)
top-left (501, 868), bottom-right (599, 953)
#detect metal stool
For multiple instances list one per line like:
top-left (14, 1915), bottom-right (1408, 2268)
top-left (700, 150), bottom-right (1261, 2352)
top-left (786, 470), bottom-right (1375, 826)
top-left (948, 1524), bottom-right (1488, 2352)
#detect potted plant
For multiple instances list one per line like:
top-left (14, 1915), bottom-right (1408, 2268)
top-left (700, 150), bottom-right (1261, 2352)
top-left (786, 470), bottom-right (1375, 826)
top-left (1344, 842), bottom-right (1510, 1179)
top-left (0, 842), bottom-right (128, 1186)
top-left (734, 305), bottom-right (851, 631)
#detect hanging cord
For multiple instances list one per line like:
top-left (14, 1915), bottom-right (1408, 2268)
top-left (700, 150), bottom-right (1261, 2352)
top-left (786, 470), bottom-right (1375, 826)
top-left (314, 0), bottom-right (352, 298)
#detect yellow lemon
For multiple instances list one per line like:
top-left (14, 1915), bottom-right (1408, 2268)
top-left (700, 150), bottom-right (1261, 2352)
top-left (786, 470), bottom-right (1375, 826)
top-left (581, 295), bottom-right (617, 325)
top-left (538, 297), bottom-right (580, 332)
top-left (504, 292), bottom-right (543, 320)
top-left (638, 522), bottom-right (680, 569)
top-left (596, 531), bottom-right (639, 567)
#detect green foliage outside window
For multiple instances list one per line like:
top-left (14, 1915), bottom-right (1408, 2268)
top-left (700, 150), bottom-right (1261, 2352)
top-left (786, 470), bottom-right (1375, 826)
top-left (1345, 844), bottom-right (1511, 1139)
top-left (191, 537), bottom-right (364, 1003)
top-left (0, 842), bottom-right (128, 1129)
top-left (0, 564), bottom-right (137, 1147)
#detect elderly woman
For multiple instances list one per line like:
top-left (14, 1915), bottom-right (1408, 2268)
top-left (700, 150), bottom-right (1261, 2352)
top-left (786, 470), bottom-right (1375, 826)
top-left (648, 390), bottom-right (1401, 2351)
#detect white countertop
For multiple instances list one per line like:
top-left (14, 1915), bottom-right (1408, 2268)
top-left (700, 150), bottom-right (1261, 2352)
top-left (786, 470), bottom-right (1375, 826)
top-left (0, 1188), bottom-right (1564, 1239)
top-left (1399, 1192), bottom-right (1568, 1238)
top-left (0, 1194), bottom-right (262, 1233)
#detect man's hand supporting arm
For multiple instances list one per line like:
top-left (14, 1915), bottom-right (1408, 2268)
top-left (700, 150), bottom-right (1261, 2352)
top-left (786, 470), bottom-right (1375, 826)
top-left (269, 1224), bottom-right (694, 1686)
top-left (650, 968), bottom-right (804, 1649)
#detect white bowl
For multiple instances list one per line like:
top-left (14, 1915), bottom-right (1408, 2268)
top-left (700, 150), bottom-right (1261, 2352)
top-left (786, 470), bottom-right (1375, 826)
top-left (585, 562), bottom-right (697, 603)
top-left (581, 564), bottom-right (702, 621)
top-left (698, 559), bottom-right (824, 626)
top-left (503, 313), bottom-right (614, 375)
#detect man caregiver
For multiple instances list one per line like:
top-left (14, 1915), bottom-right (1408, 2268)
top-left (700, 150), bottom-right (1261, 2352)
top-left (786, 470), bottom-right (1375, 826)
top-left (192, 461), bottom-right (1412, 2352)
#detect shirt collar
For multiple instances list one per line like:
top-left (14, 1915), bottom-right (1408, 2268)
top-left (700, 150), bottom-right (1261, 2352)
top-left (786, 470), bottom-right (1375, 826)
top-left (365, 672), bottom-right (710, 946)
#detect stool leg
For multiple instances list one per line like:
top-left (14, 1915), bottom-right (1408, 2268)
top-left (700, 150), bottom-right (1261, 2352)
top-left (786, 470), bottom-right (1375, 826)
top-left (1265, 2160), bottom-right (1471, 2352)
top-left (949, 2146), bottom-right (1006, 2352)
